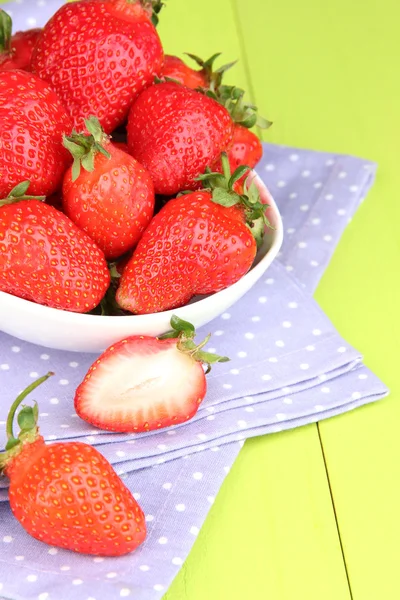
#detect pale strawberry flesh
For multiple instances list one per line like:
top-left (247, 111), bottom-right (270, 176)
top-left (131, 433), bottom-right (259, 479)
top-left (74, 336), bottom-right (207, 433)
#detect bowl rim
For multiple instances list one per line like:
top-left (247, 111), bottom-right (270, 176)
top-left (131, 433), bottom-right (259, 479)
top-left (0, 171), bottom-right (283, 327)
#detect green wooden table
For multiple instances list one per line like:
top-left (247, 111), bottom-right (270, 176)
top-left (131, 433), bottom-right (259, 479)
top-left (157, 1), bottom-right (399, 598)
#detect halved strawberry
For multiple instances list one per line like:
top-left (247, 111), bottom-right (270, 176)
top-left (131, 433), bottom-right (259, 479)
top-left (74, 316), bottom-right (229, 433)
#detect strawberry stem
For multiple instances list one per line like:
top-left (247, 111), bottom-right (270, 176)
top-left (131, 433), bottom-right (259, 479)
top-left (159, 316), bottom-right (229, 372)
top-left (5, 373), bottom-right (53, 445)
top-left (0, 373), bottom-right (53, 471)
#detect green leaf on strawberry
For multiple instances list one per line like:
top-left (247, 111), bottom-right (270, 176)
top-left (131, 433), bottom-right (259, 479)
top-left (147, 0), bottom-right (166, 26)
top-left (207, 84), bottom-right (272, 130)
top-left (0, 9), bottom-right (12, 53)
top-left (195, 152), bottom-right (274, 248)
top-left (0, 373), bottom-right (53, 467)
top-left (160, 316), bottom-right (229, 373)
top-left (0, 180), bottom-right (46, 207)
top-left (185, 52), bottom-right (237, 93)
top-left (160, 314), bottom-right (196, 338)
top-left (63, 116), bottom-right (111, 182)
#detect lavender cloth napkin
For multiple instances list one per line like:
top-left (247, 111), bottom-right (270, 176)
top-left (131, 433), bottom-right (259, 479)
top-left (0, 260), bottom-right (383, 489)
top-left (0, 2), bottom-right (389, 599)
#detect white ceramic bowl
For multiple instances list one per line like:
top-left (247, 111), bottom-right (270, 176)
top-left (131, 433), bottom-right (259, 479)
top-left (0, 173), bottom-right (283, 352)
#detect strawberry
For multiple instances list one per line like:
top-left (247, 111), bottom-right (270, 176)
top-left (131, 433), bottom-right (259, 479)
top-left (208, 85), bottom-right (272, 170)
top-left (75, 316), bottom-right (229, 432)
top-left (0, 10), bottom-right (41, 71)
top-left (0, 70), bottom-right (73, 198)
top-left (62, 117), bottom-right (155, 260)
top-left (0, 374), bottom-right (146, 556)
top-left (0, 183), bottom-right (110, 312)
top-left (116, 155), bottom-right (270, 314)
top-left (160, 52), bottom-right (269, 171)
top-left (208, 78), bottom-right (271, 173)
top-left (10, 28), bottom-right (42, 71)
top-left (112, 141), bottom-right (131, 154)
top-left (31, 0), bottom-right (164, 134)
top-left (162, 54), bottom-right (208, 89)
top-left (161, 52), bottom-right (235, 91)
top-left (164, 52), bottom-right (271, 172)
top-left (228, 124), bottom-right (263, 172)
top-left (127, 81), bottom-right (235, 195)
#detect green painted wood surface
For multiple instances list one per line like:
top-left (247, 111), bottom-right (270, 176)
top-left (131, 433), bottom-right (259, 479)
top-left (159, 0), bottom-right (398, 598)
top-left (1, 0), bottom-right (397, 598)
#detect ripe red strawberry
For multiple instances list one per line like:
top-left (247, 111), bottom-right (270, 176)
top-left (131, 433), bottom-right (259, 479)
top-left (0, 374), bottom-right (146, 556)
top-left (162, 52), bottom-right (235, 91)
top-left (0, 70), bottom-right (73, 198)
top-left (0, 10), bottom-right (41, 71)
top-left (162, 55), bottom-right (208, 89)
top-left (75, 316), bottom-right (229, 432)
top-left (228, 124), bottom-right (263, 171)
top-left (62, 117), bottom-right (155, 260)
top-left (31, 0), bottom-right (164, 134)
top-left (160, 52), bottom-right (269, 172)
top-left (127, 81), bottom-right (235, 195)
top-left (112, 141), bottom-right (131, 154)
top-left (116, 156), bottom-right (270, 314)
top-left (0, 184), bottom-right (110, 312)
top-left (209, 81), bottom-right (271, 173)
top-left (10, 28), bottom-right (42, 71)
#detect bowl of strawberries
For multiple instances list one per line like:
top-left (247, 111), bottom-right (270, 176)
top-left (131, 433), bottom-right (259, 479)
top-left (0, 0), bottom-right (283, 353)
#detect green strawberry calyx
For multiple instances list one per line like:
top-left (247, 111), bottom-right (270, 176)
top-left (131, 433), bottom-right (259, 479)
top-left (0, 181), bottom-right (46, 208)
top-left (184, 52), bottom-right (271, 130)
top-left (63, 116), bottom-right (111, 182)
top-left (196, 153), bottom-right (274, 247)
top-left (207, 84), bottom-right (272, 130)
top-left (136, 0), bottom-right (166, 25)
top-left (185, 52), bottom-right (237, 92)
top-left (0, 373), bottom-right (53, 473)
top-left (159, 315), bottom-right (230, 373)
top-left (0, 9), bottom-right (12, 54)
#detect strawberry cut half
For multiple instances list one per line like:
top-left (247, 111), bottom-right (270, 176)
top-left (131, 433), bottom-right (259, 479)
top-left (74, 316), bottom-right (229, 433)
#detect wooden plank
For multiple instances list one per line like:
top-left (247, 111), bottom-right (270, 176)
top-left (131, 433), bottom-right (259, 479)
top-left (234, 0), bottom-right (400, 598)
top-left (165, 427), bottom-right (351, 600)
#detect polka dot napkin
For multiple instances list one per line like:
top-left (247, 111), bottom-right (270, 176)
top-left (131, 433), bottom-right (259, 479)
top-left (0, 259), bottom-right (384, 486)
top-left (0, 2), bottom-right (389, 599)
